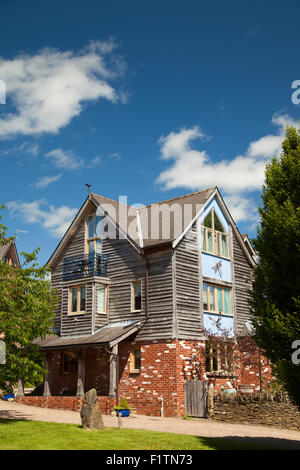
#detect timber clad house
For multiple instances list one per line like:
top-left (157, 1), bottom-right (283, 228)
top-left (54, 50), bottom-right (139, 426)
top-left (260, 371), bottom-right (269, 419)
top-left (17, 187), bottom-right (270, 417)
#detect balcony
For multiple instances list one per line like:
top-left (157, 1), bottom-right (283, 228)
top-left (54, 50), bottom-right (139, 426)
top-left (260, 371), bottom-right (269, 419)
top-left (63, 253), bottom-right (108, 282)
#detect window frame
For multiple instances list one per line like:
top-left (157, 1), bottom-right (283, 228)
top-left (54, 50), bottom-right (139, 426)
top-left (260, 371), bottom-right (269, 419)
top-left (201, 208), bottom-right (229, 258)
top-left (130, 346), bottom-right (141, 373)
top-left (86, 213), bottom-right (103, 255)
top-left (96, 283), bottom-right (108, 314)
top-left (131, 280), bottom-right (142, 312)
top-left (68, 284), bottom-right (87, 315)
top-left (203, 282), bottom-right (232, 316)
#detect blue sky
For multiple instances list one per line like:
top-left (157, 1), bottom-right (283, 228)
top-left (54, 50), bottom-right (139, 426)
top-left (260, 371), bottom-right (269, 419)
top-left (0, 0), bottom-right (299, 265)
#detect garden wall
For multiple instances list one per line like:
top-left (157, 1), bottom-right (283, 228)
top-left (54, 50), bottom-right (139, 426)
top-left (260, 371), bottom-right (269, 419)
top-left (210, 392), bottom-right (300, 430)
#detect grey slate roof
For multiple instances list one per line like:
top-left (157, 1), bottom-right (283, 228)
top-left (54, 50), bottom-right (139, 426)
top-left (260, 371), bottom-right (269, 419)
top-left (33, 321), bottom-right (143, 350)
top-left (91, 187), bottom-right (215, 249)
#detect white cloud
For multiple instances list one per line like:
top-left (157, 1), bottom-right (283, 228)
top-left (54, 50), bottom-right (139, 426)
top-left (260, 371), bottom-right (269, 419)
top-left (31, 174), bottom-right (62, 189)
top-left (45, 148), bottom-right (84, 170)
top-left (0, 40), bottom-right (125, 138)
top-left (156, 114), bottom-right (298, 222)
top-left (1, 141), bottom-right (40, 156)
top-left (44, 147), bottom-right (101, 170)
top-left (7, 199), bottom-right (77, 237)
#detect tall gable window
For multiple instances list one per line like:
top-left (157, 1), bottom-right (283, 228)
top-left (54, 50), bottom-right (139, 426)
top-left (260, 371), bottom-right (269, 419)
top-left (201, 209), bottom-right (228, 257)
top-left (87, 213), bottom-right (103, 255)
top-left (203, 282), bottom-right (231, 316)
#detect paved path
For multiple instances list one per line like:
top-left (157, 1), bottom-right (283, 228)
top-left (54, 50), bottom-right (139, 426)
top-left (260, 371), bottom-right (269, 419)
top-left (1, 399), bottom-right (300, 449)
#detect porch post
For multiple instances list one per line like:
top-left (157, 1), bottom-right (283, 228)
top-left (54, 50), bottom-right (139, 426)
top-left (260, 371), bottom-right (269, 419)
top-left (109, 344), bottom-right (118, 398)
top-left (43, 353), bottom-right (51, 397)
top-left (16, 378), bottom-right (24, 397)
top-left (76, 350), bottom-right (86, 397)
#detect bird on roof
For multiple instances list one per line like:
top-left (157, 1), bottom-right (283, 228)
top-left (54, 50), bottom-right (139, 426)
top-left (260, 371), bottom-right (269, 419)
top-left (85, 184), bottom-right (92, 192)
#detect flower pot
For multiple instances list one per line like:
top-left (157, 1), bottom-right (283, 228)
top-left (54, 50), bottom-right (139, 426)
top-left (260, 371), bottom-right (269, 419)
top-left (116, 409), bottom-right (130, 417)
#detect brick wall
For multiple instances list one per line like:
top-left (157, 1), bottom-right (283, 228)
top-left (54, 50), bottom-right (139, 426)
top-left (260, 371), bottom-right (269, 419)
top-left (20, 338), bottom-right (272, 417)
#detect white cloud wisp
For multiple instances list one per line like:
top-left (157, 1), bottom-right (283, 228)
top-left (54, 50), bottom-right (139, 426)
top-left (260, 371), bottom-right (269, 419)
top-left (156, 114), bottom-right (297, 222)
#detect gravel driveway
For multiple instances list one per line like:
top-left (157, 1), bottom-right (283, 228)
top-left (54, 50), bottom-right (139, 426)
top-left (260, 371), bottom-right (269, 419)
top-left (1, 399), bottom-right (300, 449)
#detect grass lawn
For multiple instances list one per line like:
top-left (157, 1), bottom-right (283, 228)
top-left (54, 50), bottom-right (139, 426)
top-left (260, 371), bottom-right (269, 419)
top-left (0, 419), bottom-right (298, 450)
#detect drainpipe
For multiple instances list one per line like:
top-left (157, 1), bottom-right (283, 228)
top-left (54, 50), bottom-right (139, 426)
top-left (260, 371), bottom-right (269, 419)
top-left (145, 257), bottom-right (150, 318)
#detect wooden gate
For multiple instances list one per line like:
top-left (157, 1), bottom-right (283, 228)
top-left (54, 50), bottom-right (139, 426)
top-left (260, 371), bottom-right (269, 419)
top-left (184, 380), bottom-right (208, 417)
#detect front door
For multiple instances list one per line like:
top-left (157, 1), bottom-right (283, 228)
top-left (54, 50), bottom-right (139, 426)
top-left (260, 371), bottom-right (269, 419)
top-left (85, 350), bottom-right (96, 392)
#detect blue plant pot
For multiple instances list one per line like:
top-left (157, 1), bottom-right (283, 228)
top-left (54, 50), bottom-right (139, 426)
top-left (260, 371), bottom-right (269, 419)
top-left (3, 394), bottom-right (14, 400)
top-left (117, 409), bottom-right (130, 417)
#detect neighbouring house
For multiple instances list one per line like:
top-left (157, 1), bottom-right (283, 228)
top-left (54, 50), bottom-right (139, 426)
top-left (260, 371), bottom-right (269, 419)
top-left (0, 240), bottom-right (21, 364)
top-left (18, 187), bottom-right (271, 416)
top-left (0, 240), bottom-right (20, 268)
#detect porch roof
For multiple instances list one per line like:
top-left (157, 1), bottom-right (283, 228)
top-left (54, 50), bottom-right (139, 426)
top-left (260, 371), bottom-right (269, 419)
top-left (34, 321), bottom-right (143, 350)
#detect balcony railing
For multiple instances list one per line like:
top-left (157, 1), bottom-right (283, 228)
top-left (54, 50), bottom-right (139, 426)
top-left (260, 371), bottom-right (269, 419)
top-left (63, 253), bottom-right (108, 281)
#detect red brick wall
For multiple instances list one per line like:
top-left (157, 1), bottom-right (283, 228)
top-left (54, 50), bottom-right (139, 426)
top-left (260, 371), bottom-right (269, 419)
top-left (22, 338), bottom-right (272, 417)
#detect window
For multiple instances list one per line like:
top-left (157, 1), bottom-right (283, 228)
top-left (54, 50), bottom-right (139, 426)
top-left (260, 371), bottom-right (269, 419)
top-left (69, 285), bottom-right (86, 314)
top-left (97, 284), bottom-right (107, 313)
top-left (131, 280), bottom-right (142, 311)
top-left (60, 352), bottom-right (78, 375)
top-left (206, 342), bottom-right (234, 373)
top-left (130, 346), bottom-right (141, 372)
top-left (201, 209), bottom-right (228, 257)
top-left (203, 282), bottom-right (232, 315)
top-left (87, 213), bottom-right (103, 255)
top-left (206, 344), bottom-right (220, 372)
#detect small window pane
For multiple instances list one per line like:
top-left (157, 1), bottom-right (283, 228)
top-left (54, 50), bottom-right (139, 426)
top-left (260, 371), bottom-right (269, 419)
top-left (203, 283), bottom-right (208, 311)
top-left (88, 216), bottom-right (95, 238)
top-left (214, 213), bottom-right (224, 232)
top-left (96, 239), bottom-right (102, 254)
top-left (80, 286), bottom-right (86, 311)
top-left (97, 285), bottom-right (105, 313)
top-left (209, 285), bottom-right (215, 311)
top-left (95, 215), bottom-right (103, 237)
top-left (134, 348), bottom-right (141, 370)
top-left (71, 288), bottom-right (77, 312)
top-left (204, 212), bottom-right (212, 228)
top-left (217, 288), bottom-right (223, 313)
top-left (207, 231), bottom-right (213, 252)
top-left (133, 282), bottom-right (142, 310)
top-left (224, 288), bottom-right (231, 314)
top-left (221, 235), bottom-right (227, 257)
top-left (88, 240), bottom-right (95, 254)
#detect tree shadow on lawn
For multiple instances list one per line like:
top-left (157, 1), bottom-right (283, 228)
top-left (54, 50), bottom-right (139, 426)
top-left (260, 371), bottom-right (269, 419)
top-left (200, 435), bottom-right (300, 450)
top-left (0, 410), bottom-right (33, 421)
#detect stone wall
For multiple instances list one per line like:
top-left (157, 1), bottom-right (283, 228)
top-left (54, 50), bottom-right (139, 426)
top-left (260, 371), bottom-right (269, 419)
top-left (211, 392), bottom-right (300, 431)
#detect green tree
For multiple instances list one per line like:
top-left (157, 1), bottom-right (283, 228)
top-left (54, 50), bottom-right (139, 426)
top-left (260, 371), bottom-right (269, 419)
top-left (250, 125), bottom-right (300, 406)
top-left (0, 206), bottom-right (56, 392)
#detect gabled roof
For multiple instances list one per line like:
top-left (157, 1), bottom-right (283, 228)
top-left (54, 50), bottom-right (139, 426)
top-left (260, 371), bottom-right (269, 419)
top-left (47, 187), bottom-right (255, 268)
top-left (0, 240), bottom-right (21, 268)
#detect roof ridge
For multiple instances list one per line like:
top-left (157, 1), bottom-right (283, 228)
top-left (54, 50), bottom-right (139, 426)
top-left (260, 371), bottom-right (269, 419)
top-left (143, 187), bottom-right (215, 208)
top-left (90, 193), bottom-right (132, 208)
